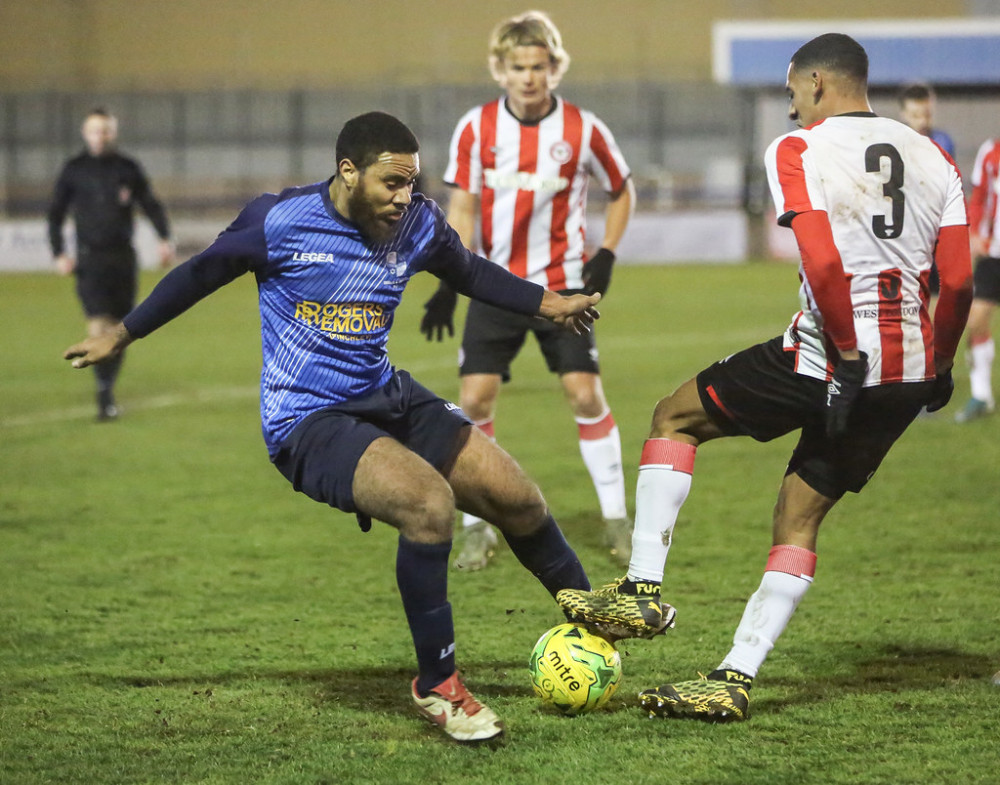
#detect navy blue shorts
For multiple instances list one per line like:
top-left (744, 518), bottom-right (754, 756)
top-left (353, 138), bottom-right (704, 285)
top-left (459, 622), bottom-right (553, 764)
top-left (74, 248), bottom-right (137, 319)
top-left (696, 336), bottom-right (933, 499)
top-left (459, 295), bottom-right (599, 381)
top-left (271, 370), bottom-right (472, 515)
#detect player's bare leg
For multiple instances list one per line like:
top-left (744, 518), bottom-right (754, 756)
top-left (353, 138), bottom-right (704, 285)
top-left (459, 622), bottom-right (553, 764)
top-left (558, 377), bottom-right (721, 638)
top-left (351, 436), bottom-right (503, 743)
top-left (561, 371), bottom-right (630, 565)
top-left (352, 436), bottom-right (458, 543)
top-left (641, 472), bottom-right (834, 721)
top-left (453, 373), bottom-right (503, 570)
top-left (447, 427), bottom-right (590, 597)
top-left (448, 426), bottom-right (544, 535)
top-left (87, 315), bottom-right (124, 420)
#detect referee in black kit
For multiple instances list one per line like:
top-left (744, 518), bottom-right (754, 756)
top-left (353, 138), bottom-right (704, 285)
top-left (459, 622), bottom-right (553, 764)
top-left (48, 108), bottom-right (174, 420)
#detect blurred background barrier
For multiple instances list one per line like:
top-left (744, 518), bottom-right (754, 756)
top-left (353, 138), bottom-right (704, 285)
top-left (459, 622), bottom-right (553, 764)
top-left (2, 3), bottom-right (997, 265)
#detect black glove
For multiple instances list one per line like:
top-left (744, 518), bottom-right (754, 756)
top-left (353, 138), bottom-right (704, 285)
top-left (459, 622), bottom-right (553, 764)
top-left (925, 368), bottom-right (954, 413)
top-left (581, 248), bottom-right (616, 296)
top-left (825, 351), bottom-right (868, 438)
top-left (420, 282), bottom-right (457, 342)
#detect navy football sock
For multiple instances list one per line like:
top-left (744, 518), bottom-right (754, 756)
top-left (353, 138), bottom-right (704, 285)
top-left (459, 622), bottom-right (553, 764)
top-left (395, 535), bottom-right (455, 695)
top-left (502, 515), bottom-right (590, 596)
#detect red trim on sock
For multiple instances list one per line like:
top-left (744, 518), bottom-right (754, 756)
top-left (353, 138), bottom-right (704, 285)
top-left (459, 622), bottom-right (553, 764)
top-left (577, 411), bottom-right (615, 440)
top-left (970, 333), bottom-right (993, 347)
top-left (766, 545), bottom-right (817, 578)
top-left (639, 438), bottom-right (696, 474)
top-left (474, 418), bottom-right (495, 439)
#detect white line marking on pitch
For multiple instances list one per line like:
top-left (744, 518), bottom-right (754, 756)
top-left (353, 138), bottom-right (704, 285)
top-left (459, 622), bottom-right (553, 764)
top-left (0, 385), bottom-right (258, 429)
top-left (1, 358), bottom-right (456, 429)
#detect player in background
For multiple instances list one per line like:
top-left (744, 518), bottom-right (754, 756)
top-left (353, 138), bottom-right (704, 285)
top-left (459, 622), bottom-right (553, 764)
top-left (63, 112), bottom-right (603, 744)
top-left (899, 83), bottom-right (956, 158)
top-left (954, 136), bottom-right (1000, 422)
top-left (898, 83), bottom-right (956, 308)
top-left (558, 33), bottom-right (973, 722)
top-left (48, 108), bottom-right (174, 421)
top-left (422, 10), bottom-right (636, 570)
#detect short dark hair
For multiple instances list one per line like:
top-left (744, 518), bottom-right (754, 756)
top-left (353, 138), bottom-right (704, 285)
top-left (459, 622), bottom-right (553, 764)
top-left (790, 33), bottom-right (868, 86)
top-left (335, 112), bottom-right (419, 171)
top-left (86, 107), bottom-right (112, 119)
top-left (899, 82), bottom-right (935, 105)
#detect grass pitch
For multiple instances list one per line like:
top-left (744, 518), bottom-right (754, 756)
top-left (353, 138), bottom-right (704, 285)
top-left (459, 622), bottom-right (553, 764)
top-left (1, 263), bottom-right (998, 784)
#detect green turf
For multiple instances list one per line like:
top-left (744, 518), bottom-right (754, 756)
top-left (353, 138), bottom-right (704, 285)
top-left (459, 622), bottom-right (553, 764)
top-left (2, 263), bottom-right (998, 784)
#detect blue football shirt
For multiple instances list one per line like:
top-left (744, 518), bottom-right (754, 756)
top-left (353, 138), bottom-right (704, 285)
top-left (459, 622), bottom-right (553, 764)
top-left (123, 179), bottom-right (543, 456)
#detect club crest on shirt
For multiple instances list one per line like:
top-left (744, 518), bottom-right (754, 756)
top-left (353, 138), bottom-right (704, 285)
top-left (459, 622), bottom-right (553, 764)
top-left (549, 141), bottom-right (573, 164)
top-left (385, 251), bottom-right (408, 277)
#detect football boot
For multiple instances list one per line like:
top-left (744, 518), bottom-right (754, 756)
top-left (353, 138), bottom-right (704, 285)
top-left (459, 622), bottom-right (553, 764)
top-left (453, 521), bottom-right (498, 571)
top-left (954, 397), bottom-right (994, 423)
top-left (96, 389), bottom-right (119, 422)
top-left (639, 671), bottom-right (751, 722)
top-left (412, 671), bottom-right (504, 743)
top-left (556, 576), bottom-right (676, 640)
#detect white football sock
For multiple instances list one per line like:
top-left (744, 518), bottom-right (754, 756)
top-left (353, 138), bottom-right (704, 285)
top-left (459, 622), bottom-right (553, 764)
top-left (969, 336), bottom-right (995, 406)
top-left (626, 438), bottom-right (696, 584)
top-left (576, 410), bottom-right (628, 520)
top-left (718, 545), bottom-right (817, 678)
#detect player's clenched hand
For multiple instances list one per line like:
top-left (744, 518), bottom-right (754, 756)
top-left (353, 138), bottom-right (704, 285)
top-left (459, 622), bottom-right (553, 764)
top-left (825, 351), bottom-right (868, 438)
top-left (925, 368), bottom-right (954, 413)
top-left (420, 281), bottom-right (458, 341)
top-left (55, 254), bottom-right (75, 276)
top-left (63, 324), bottom-right (132, 368)
top-left (582, 248), bottom-right (616, 296)
top-left (539, 290), bottom-right (601, 334)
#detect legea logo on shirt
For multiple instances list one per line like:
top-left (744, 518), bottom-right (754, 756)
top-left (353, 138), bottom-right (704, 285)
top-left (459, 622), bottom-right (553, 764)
top-left (483, 169), bottom-right (569, 193)
top-left (292, 251), bottom-right (336, 263)
top-left (294, 301), bottom-right (389, 341)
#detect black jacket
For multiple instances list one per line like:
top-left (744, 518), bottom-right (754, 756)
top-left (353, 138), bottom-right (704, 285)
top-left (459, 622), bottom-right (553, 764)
top-left (48, 150), bottom-right (170, 256)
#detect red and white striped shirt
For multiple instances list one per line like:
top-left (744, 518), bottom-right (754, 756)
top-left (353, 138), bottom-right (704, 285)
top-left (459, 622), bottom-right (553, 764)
top-left (765, 114), bottom-right (967, 386)
top-left (968, 138), bottom-right (1000, 258)
top-left (443, 96), bottom-right (630, 290)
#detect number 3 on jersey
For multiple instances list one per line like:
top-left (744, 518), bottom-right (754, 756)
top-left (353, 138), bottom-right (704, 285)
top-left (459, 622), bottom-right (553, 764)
top-left (865, 143), bottom-right (905, 239)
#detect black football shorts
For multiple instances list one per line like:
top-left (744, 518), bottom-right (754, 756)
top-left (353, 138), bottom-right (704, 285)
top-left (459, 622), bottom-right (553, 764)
top-left (459, 296), bottom-right (599, 381)
top-left (272, 370), bottom-right (472, 515)
top-left (74, 248), bottom-right (138, 319)
top-left (696, 336), bottom-right (933, 499)
top-left (973, 256), bottom-right (1000, 303)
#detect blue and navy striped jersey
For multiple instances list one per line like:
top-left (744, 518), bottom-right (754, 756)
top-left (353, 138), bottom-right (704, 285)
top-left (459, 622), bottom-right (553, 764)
top-left (123, 179), bottom-right (543, 457)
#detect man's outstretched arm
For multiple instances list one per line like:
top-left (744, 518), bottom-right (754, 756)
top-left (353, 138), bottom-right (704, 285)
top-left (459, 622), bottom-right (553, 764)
top-left (62, 194), bottom-right (274, 368)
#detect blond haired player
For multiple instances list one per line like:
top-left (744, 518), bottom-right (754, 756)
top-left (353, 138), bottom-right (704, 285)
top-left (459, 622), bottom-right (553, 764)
top-left (559, 33), bottom-right (973, 722)
top-left (422, 10), bottom-right (636, 570)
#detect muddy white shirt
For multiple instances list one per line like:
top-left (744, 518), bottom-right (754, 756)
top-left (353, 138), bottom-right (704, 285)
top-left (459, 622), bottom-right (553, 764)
top-left (765, 113), bottom-right (966, 385)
